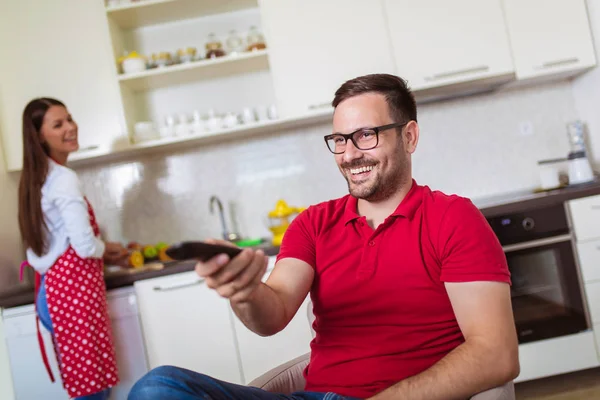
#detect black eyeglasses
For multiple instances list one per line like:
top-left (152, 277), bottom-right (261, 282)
top-left (323, 122), bottom-right (407, 154)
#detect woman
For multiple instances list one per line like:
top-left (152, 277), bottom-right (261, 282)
top-left (18, 98), bottom-right (129, 400)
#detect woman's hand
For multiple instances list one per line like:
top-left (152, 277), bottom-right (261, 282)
top-left (103, 242), bottom-right (130, 267)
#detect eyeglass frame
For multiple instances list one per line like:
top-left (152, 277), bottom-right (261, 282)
top-left (323, 122), bottom-right (408, 154)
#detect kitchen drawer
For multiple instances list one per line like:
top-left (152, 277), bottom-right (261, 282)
top-left (569, 195), bottom-right (600, 242)
top-left (577, 239), bottom-right (600, 283)
top-left (586, 281), bottom-right (600, 324)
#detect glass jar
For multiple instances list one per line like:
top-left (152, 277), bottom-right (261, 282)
top-left (246, 26), bottom-right (267, 52)
top-left (226, 30), bottom-right (245, 55)
top-left (205, 33), bottom-right (226, 59)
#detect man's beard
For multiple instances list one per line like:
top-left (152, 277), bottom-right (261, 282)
top-left (342, 157), bottom-right (406, 202)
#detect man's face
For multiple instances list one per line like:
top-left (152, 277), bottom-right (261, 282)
top-left (332, 93), bottom-right (415, 202)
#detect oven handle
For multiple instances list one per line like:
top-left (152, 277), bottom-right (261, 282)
top-left (502, 234), bottom-right (573, 253)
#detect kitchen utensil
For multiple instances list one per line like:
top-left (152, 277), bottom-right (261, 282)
top-left (266, 200), bottom-right (306, 246)
top-left (268, 105), bottom-right (278, 120)
top-left (255, 105), bottom-right (268, 122)
top-left (537, 158), bottom-right (566, 190)
top-left (247, 26), bottom-right (267, 51)
top-left (241, 107), bottom-right (255, 124)
top-left (121, 51), bottom-right (146, 74)
top-left (205, 33), bottom-right (226, 59)
top-left (177, 47), bottom-right (197, 63)
top-left (133, 121), bottom-right (159, 143)
top-left (226, 30), bottom-right (245, 55)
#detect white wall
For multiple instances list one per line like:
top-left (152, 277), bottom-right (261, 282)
top-left (572, 0), bottom-right (600, 169)
top-left (0, 137), bottom-right (23, 289)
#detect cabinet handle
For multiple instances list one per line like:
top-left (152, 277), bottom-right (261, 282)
top-left (534, 57), bottom-right (579, 70)
top-left (153, 279), bottom-right (203, 292)
top-left (424, 65), bottom-right (489, 82)
top-left (590, 205), bottom-right (600, 210)
top-left (308, 102), bottom-right (331, 111)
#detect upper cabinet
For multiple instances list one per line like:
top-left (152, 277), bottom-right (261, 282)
top-left (383, 0), bottom-right (515, 95)
top-left (502, 0), bottom-right (597, 80)
top-left (0, 0), bottom-right (127, 172)
top-left (258, 0), bottom-right (396, 118)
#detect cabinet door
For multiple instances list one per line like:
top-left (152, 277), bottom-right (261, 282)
top-left (569, 195), bottom-right (600, 242)
top-left (577, 239), bottom-right (600, 283)
top-left (384, 0), bottom-right (514, 91)
top-left (134, 272), bottom-right (243, 384)
top-left (502, 0), bottom-right (596, 80)
top-left (259, 0), bottom-right (396, 118)
top-left (233, 296), bottom-right (313, 383)
top-left (0, 0), bottom-right (126, 172)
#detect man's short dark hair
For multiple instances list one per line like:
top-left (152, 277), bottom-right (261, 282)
top-left (332, 74), bottom-right (417, 123)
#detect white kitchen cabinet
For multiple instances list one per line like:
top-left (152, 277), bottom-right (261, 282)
top-left (0, 312), bottom-right (15, 400)
top-left (568, 194), bottom-right (600, 242)
top-left (586, 281), bottom-right (600, 325)
top-left (577, 239), bottom-right (600, 283)
top-left (383, 0), bottom-right (514, 93)
top-left (502, 0), bottom-right (596, 81)
top-left (233, 296), bottom-right (313, 383)
top-left (258, 0), bottom-right (396, 118)
top-left (0, 0), bottom-right (127, 172)
top-left (134, 272), bottom-right (243, 384)
top-left (232, 259), bottom-right (313, 383)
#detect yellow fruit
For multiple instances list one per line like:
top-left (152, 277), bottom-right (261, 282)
top-left (129, 250), bottom-right (144, 268)
top-left (158, 247), bottom-right (172, 262)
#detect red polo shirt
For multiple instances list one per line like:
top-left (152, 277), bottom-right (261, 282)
top-left (276, 181), bottom-right (510, 399)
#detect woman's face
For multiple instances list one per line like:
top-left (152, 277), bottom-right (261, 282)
top-left (39, 105), bottom-right (79, 157)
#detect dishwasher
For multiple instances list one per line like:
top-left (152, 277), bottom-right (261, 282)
top-left (2, 286), bottom-right (149, 399)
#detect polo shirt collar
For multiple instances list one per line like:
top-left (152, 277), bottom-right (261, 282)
top-left (343, 179), bottom-right (423, 225)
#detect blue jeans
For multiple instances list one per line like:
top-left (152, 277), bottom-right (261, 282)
top-left (37, 275), bottom-right (112, 400)
top-left (128, 366), bottom-right (361, 400)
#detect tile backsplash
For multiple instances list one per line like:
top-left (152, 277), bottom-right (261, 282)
top-left (76, 80), bottom-right (579, 245)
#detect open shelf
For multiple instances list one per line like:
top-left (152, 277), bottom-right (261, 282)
top-left (106, 0), bottom-right (259, 29)
top-left (69, 107), bottom-right (334, 167)
top-left (119, 49), bottom-right (269, 91)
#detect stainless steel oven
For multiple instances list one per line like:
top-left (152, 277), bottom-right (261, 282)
top-left (487, 203), bottom-right (590, 344)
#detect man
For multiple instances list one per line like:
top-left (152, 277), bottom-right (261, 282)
top-left (129, 74), bottom-right (519, 400)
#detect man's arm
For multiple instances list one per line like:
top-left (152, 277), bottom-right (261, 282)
top-left (195, 244), bottom-right (314, 337)
top-left (231, 257), bottom-right (314, 336)
top-left (369, 281), bottom-right (519, 400)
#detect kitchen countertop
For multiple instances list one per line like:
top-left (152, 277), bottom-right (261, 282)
top-left (475, 179), bottom-right (600, 218)
top-left (0, 243), bottom-right (280, 309)
top-left (3, 181), bottom-right (600, 310)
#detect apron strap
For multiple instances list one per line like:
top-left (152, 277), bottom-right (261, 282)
top-left (33, 270), bottom-right (56, 383)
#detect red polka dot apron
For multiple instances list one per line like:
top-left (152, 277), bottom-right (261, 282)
top-left (38, 199), bottom-right (119, 398)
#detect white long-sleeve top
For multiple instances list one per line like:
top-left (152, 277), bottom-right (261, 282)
top-left (26, 159), bottom-right (105, 274)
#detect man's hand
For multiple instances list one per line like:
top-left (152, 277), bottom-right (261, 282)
top-left (103, 241), bottom-right (130, 267)
top-left (195, 239), bottom-right (269, 304)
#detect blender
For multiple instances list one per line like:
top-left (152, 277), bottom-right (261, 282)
top-left (566, 120), bottom-right (595, 185)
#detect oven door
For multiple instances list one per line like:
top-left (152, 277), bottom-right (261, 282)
top-left (504, 234), bottom-right (590, 343)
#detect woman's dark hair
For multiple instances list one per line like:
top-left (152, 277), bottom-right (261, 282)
top-left (18, 97), bottom-right (66, 256)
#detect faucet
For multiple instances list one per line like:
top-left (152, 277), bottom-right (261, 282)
top-left (209, 195), bottom-right (240, 242)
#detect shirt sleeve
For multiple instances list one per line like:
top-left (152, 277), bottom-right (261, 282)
top-left (50, 168), bottom-right (105, 259)
top-left (276, 208), bottom-right (317, 269)
top-left (438, 198), bottom-right (510, 284)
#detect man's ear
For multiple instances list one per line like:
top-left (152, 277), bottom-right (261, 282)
top-left (403, 120), bottom-right (419, 153)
